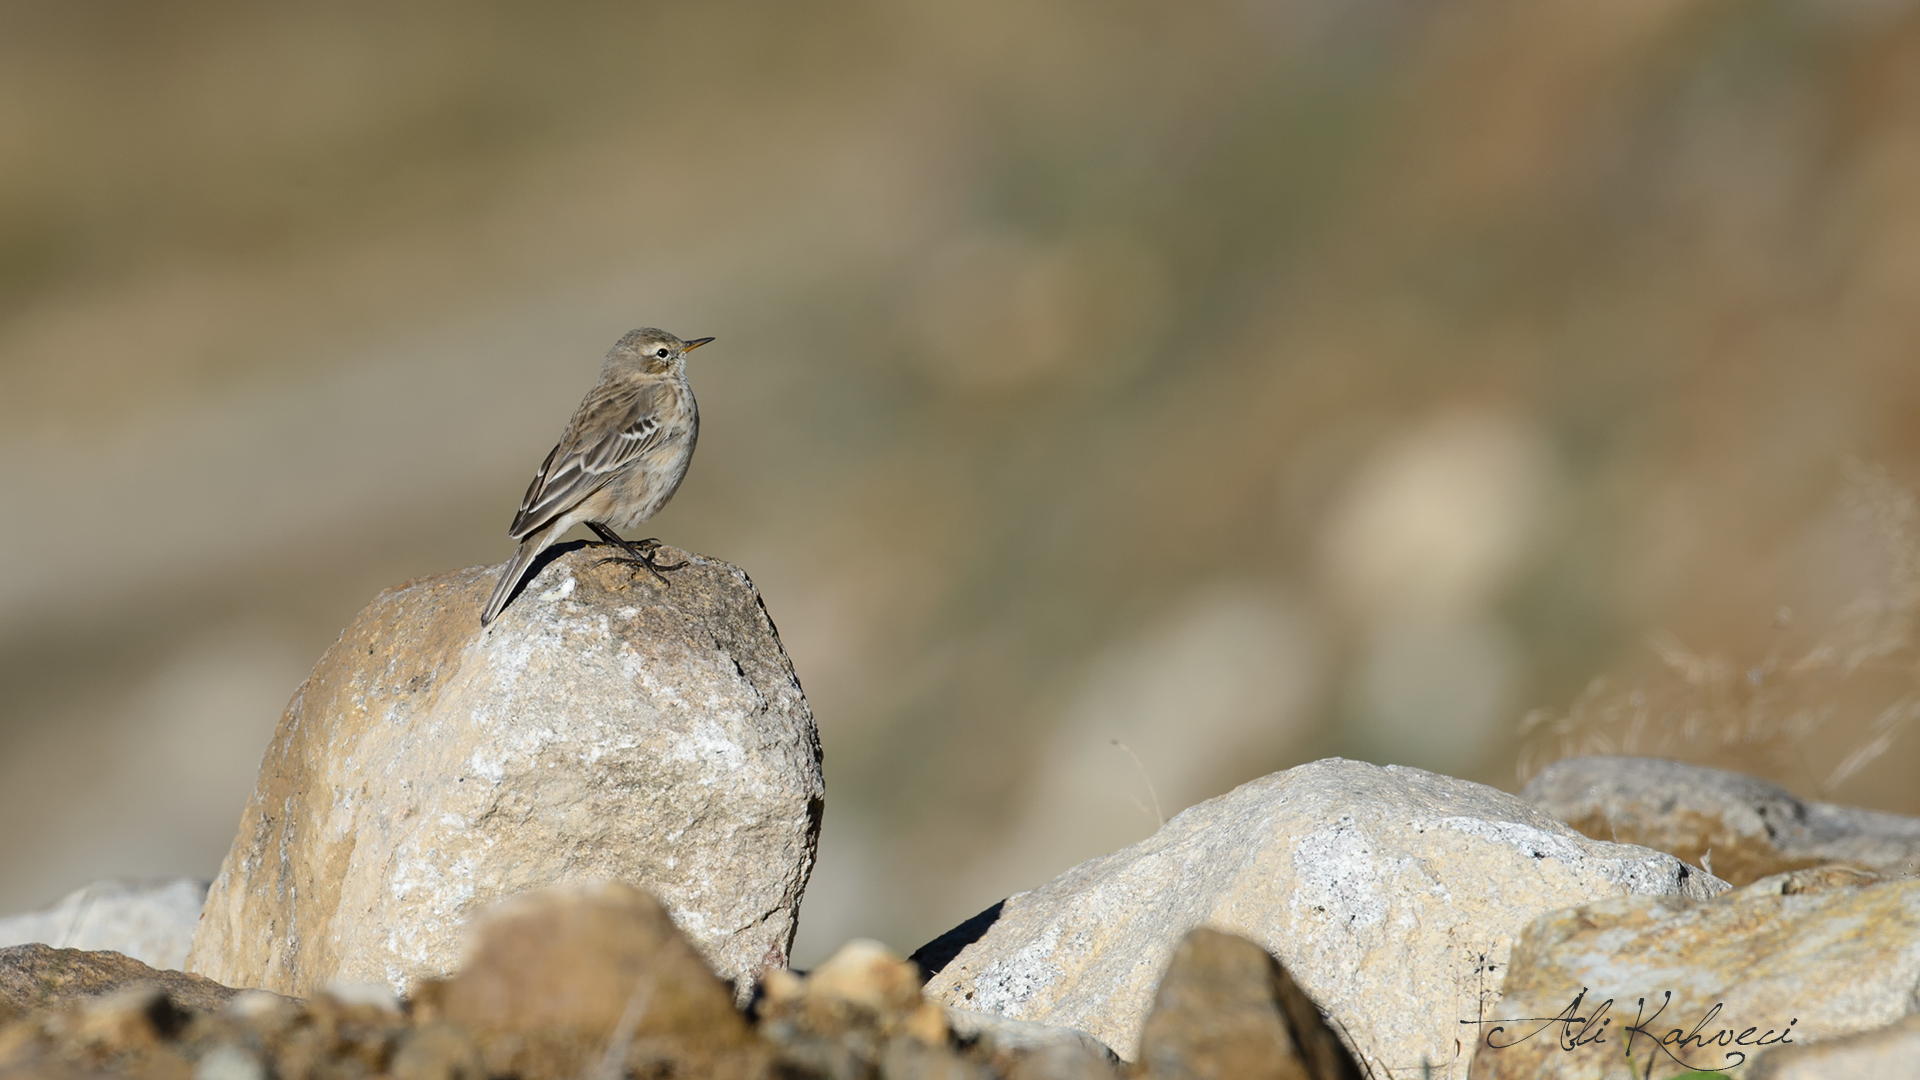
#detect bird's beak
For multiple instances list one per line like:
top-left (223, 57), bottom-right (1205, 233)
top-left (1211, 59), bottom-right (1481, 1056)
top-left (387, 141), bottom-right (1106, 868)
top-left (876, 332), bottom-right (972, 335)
top-left (684, 336), bottom-right (715, 352)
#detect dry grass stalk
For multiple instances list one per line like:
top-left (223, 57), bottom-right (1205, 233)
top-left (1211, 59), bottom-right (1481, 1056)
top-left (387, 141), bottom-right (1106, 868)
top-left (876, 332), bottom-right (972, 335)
top-left (1517, 461), bottom-right (1920, 795)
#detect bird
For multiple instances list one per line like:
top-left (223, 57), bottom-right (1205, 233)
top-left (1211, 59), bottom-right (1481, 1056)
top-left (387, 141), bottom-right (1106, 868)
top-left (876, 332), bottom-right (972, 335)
top-left (480, 328), bottom-right (712, 626)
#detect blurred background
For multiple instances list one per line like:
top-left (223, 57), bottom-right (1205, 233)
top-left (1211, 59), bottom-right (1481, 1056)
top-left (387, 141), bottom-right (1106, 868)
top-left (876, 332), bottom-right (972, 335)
top-left (4, 0), bottom-right (1920, 966)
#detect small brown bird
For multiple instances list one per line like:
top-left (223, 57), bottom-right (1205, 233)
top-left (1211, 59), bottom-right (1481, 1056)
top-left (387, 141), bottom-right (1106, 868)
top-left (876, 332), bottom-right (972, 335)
top-left (481, 328), bottom-right (712, 626)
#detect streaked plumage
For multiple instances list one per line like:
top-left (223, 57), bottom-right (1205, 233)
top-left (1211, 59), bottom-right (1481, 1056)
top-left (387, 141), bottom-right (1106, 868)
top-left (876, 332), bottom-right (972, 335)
top-left (481, 328), bottom-right (710, 625)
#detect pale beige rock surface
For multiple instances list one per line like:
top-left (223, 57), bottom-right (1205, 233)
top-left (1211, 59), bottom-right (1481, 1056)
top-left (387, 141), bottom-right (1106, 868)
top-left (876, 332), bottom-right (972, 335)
top-left (1523, 755), bottom-right (1920, 884)
top-left (1751, 1012), bottom-right (1920, 1079)
top-left (919, 758), bottom-right (1723, 1078)
top-left (186, 545), bottom-right (823, 1000)
top-left (0, 879), bottom-right (207, 971)
top-left (1469, 868), bottom-right (1920, 1080)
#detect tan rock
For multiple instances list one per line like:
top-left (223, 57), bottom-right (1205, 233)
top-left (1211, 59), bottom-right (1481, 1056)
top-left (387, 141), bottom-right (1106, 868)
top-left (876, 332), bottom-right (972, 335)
top-left (1522, 755), bottom-right (1920, 884)
top-left (419, 882), bottom-right (765, 1080)
top-left (187, 546), bottom-right (824, 1000)
top-left (919, 758), bottom-right (1723, 1077)
top-left (1135, 928), bottom-right (1360, 1080)
top-left (1750, 1012), bottom-right (1920, 1079)
top-left (757, 938), bottom-right (965, 1076)
top-left (773, 939), bottom-right (949, 1043)
top-left (1468, 869), bottom-right (1920, 1080)
top-left (945, 1009), bottom-right (1120, 1078)
top-left (996, 1040), bottom-right (1121, 1080)
top-left (0, 944), bottom-right (244, 1016)
top-left (0, 983), bottom-right (197, 1080)
top-left (70, 985), bottom-right (192, 1054)
top-left (388, 1022), bottom-right (485, 1080)
top-left (879, 1036), bottom-right (994, 1080)
top-left (190, 1044), bottom-right (266, 1080)
top-left (191, 992), bottom-right (444, 1080)
top-left (0, 978), bottom-right (418, 1080)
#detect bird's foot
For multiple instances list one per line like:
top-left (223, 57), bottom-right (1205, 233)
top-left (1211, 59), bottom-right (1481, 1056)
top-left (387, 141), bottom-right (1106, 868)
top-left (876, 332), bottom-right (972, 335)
top-left (587, 525), bottom-right (687, 584)
top-left (594, 554), bottom-right (671, 584)
top-left (593, 540), bottom-right (686, 584)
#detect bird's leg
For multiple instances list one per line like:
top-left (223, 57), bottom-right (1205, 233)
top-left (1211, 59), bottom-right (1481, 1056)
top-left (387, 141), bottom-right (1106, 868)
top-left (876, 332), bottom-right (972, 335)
top-left (587, 522), bottom-right (687, 583)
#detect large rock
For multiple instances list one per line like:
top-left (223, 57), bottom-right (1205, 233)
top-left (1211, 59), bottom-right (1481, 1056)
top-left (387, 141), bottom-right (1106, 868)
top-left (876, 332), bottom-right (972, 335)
top-left (1523, 755), bottom-right (1920, 884)
top-left (0, 879), bottom-right (208, 971)
top-left (187, 544), bottom-right (824, 1000)
top-left (1469, 867), bottom-right (1920, 1079)
top-left (919, 758), bottom-right (1723, 1076)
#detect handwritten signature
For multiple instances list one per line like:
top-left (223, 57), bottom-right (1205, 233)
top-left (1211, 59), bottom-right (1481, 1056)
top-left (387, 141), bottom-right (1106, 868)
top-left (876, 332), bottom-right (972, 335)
top-left (1462, 989), bottom-right (1798, 1073)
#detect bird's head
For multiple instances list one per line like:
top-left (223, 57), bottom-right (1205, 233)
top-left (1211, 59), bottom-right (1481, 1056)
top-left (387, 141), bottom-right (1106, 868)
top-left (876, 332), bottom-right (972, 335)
top-left (609, 327), bottom-right (714, 376)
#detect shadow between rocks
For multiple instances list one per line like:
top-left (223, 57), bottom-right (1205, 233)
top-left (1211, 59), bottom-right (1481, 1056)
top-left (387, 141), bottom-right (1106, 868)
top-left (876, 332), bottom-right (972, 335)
top-left (908, 899), bottom-right (1003, 983)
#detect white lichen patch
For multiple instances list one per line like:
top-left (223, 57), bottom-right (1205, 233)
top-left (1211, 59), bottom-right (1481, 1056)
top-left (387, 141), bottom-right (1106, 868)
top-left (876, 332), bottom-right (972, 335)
top-left (324, 789), bottom-right (358, 841)
top-left (1291, 816), bottom-right (1389, 931)
top-left (1434, 816), bottom-right (1588, 864)
top-left (466, 748), bottom-right (505, 784)
top-left (967, 922), bottom-right (1065, 1016)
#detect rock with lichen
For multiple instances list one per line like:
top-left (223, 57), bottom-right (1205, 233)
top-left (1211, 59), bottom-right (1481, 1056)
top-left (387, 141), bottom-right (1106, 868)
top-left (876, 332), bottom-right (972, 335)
top-left (186, 544), bottom-right (824, 1003)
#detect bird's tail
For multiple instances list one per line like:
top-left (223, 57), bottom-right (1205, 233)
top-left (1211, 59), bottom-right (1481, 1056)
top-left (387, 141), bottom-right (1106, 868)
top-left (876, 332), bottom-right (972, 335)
top-left (481, 523), bottom-right (559, 626)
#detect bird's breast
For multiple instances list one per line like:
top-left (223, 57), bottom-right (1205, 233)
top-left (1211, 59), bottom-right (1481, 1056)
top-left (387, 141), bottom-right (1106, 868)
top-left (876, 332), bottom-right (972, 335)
top-left (600, 423), bottom-right (696, 528)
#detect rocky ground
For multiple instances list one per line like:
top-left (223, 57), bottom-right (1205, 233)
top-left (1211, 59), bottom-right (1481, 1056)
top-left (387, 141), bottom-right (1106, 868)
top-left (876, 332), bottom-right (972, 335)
top-left (4, 549), bottom-right (1918, 1078)
top-left (0, 882), bottom-right (1361, 1080)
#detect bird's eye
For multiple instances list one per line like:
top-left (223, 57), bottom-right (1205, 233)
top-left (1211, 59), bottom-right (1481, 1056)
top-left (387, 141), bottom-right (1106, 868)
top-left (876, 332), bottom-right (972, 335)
top-left (655, 348), bottom-right (670, 358)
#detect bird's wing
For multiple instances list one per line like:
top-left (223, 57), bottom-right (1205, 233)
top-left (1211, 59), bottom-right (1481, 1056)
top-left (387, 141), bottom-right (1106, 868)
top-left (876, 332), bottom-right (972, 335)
top-left (508, 379), bottom-right (668, 539)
